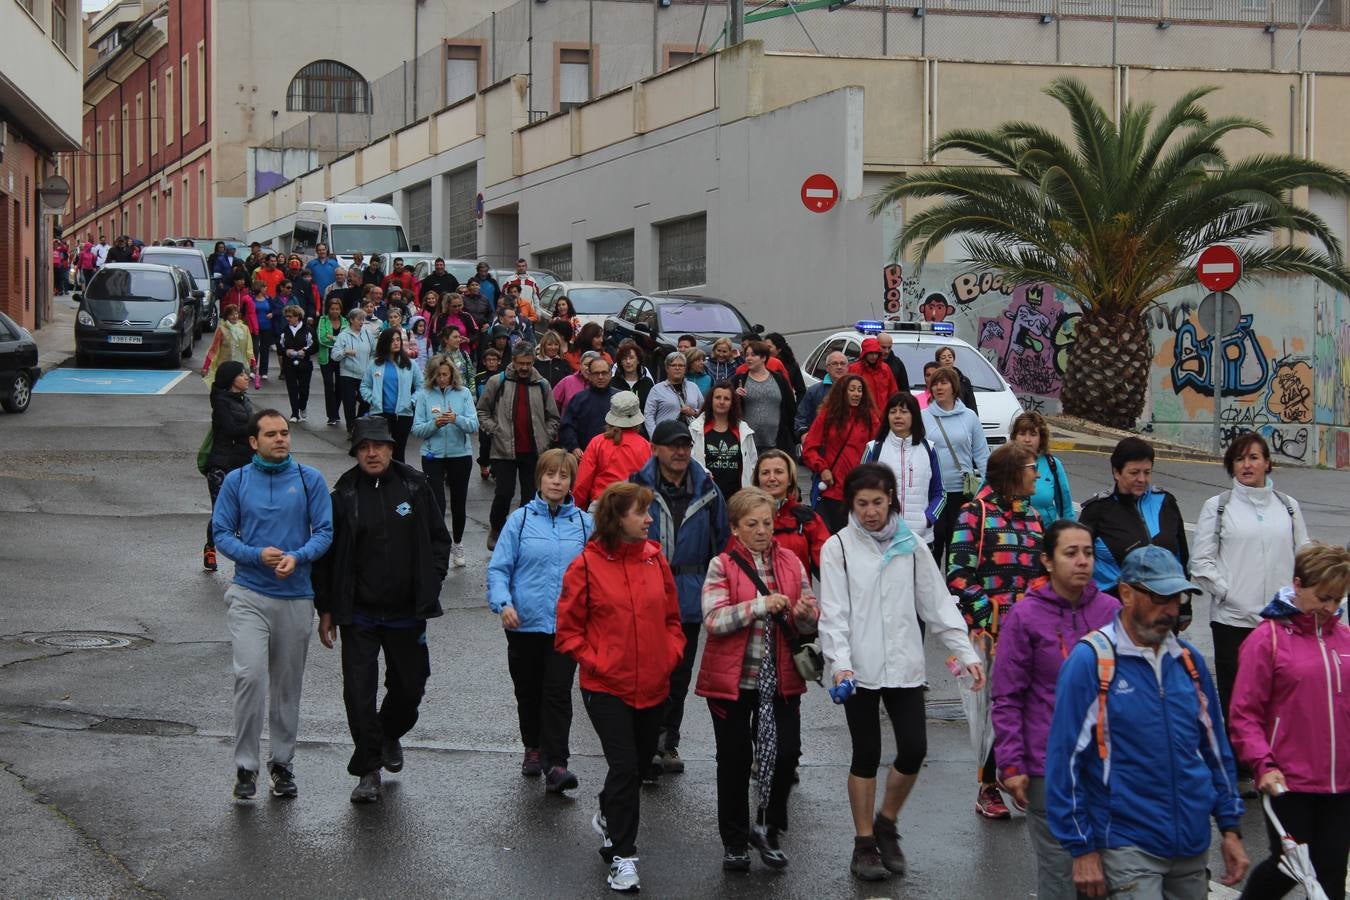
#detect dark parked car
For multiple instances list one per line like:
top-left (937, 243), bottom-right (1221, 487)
top-left (603, 294), bottom-right (761, 376)
top-left (0, 311), bottom-right (39, 413)
top-left (74, 263), bottom-right (200, 368)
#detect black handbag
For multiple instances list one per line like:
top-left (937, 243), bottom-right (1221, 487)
top-left (727, 552), bottom-right (824, 685)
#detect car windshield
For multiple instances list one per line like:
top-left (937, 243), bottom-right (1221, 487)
top-left (567, 287), bottom-right (639, 314)
top-left (444, 261), bottom-right (477, 283)
top-left (531, 271), bottom-right (557, 288)
top-left (329, 224), bottom-right (409, 255)
top-left (86, 269), bottom-right (177, 302)
top-left (140, 251), bottom-right (207, 278)
top-left (658, 301), bottom-right (746, 335)
top-left (892, 342), bottom-right (1004, 392)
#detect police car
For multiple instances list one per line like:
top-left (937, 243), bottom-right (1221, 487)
top-left (799, 320), bottom-right (1022, 446)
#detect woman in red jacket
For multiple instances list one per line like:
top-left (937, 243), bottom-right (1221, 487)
top-left (555, 481), bottom-right (685, 894)
top-left (697, 487), bottom-right (819, 873)
top-left (752, 449), bottom-right (831, 577)
top-left (802, 374), bottom-right (879, 533)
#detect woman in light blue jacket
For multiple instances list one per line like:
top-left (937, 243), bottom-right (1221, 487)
top-left (486, 449), bottom-right (593, 794)
top-left (332, 308), bottom-right (376, 432)
top-left (360, 327), bottom-right (418, 462)
top-left (412, 353), bottom-right (479, 566)
top-left (921, 367), bottom-right (989, 568)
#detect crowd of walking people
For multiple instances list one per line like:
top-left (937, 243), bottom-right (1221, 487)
top-left (202, 271), bottom-right (1349, 898)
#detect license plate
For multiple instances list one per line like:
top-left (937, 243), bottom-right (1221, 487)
top-left (108, 335), bottom-right (142, 345)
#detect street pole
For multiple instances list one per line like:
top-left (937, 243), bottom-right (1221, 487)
top-left (730, 0), bottom-right (744, 45)
top-left (1211, 298), bottom-right (1225, 456)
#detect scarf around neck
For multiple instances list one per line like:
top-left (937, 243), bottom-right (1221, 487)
top-left (251, 453), bottom-right (293, 474)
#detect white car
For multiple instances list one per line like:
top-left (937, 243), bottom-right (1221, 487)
top-left (799, 320), bottom-right (1022, 446)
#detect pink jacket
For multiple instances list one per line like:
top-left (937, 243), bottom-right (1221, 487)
top-left (1228, 589), bottom-right (1350, 794)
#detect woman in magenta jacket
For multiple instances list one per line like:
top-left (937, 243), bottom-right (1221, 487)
top-left (1228, 542), bottom-right (1350, 900)
top-left (991, 519), bottom-right (1119, 900)
top-left (696, 486), bottom-right (818, 873)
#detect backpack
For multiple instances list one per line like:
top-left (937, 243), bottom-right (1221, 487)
top-left (1079, 629), bottom-right (1206, 761)
top-left (1214, 489), bottom-right (1297, 552)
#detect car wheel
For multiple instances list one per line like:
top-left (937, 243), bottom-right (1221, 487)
top-left (1, 372), bottom-right (32, 413)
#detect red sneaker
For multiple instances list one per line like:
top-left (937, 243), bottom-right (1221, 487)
top-left (203, 544), bottom-right (218, 572)
top-left (975, 784), bottom-right (1011, 819)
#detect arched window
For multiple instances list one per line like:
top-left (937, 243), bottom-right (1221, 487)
top-left (286, 61), bottom-right (371, 114)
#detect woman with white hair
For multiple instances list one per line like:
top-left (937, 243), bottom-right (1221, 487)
top-left (644, 351), bottom-right (704, 435)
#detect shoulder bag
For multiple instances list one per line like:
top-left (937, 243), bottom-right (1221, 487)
top-left (728, 551), bottom-right (824, 685)
top-left (933, 414), bottom-right (981, 498)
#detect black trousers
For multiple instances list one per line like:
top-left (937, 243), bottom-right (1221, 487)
top-left (422, 455), bottom-right (473, 543)
top-left (380, 413), bottom-right (413, 463)
top-left (339, 621), bottom-right (431, 777)
top-left (253, 332), bottom-right (272, 376)
top-left (584, 690), bottom-right (663, 861)
top-left (320, 359), bottom-right (341, 422)
top-left (339, 376), bottom-right (367, 431)
top-left (843, 686), bottom-right (928, 777)
top-left (504, 630), bottom-right (578, 767)
top-left (204, 466), bottom-right (228, 546)
top-left (1239, 790), bottom-right (1350, 900)
top-left (477, 430), bottom-right (492, 469)
top-left (659, 622), bottom-right (703, 753)
top-left (282, 359), bottom-right (312, 417)
top-left (708, 691), bottom-right (802, 848)
top-left (490, 453), bottom-right (538, 533)
top-left (930, 491), bottom-right (969, 572)
top-left (1210, 622), bottom-right (1255, 726)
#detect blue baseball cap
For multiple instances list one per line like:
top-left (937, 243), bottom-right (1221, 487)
top-left (1120, 545), bottom-right (1201, 596)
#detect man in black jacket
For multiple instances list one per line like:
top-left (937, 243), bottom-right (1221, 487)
top-left (419, 257), bottom-right (460, 299)
top-left (314, 417), bottom-right (452, 803)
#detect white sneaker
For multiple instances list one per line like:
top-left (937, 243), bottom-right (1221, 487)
top-left (452, 545), bottom-right (466, 568)
top-left (607, 856), bottom-right (639, 892)
top-left (591, 811), bottom-right (612, 849)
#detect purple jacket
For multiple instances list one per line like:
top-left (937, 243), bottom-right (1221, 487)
top-left (991, 580), bottom-right (1120, 779)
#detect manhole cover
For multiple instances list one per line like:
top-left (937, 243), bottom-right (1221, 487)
top-left (19, 631), bottom-right (144, 650)
top-left (925, 699), bottom-right (967, 722)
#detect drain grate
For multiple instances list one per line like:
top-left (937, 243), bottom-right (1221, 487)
top-left (924, 699), bottom-right (967, 722)
top-left (20, 631), bottom-right (145, 650)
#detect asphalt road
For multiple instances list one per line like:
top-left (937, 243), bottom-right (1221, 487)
top-left (1, 365), bottom-right (1347, 899)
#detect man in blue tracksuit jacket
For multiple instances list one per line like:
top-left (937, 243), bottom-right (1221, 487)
top-left (631, 420), bottom-right (728, 777)
top-left (212, 408), bottom-right (333, 801)
top-left (1044, 546), bottom-right (1247, 899)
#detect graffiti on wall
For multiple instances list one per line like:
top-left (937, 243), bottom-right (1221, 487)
top-left (883, 264), bottom-right (904, 315)
top-left (1266, 358), bottom-right (1314, 424)
top-left (975, 283), bottom-right (1076, 404)
top-left (1169, 314), bottom-right (1270, 398)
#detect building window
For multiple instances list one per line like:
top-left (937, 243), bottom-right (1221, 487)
top-left (83, 139), bottom-right (90, 200)
top-left (182, 176), bottom-right (189, 236)
top-left (446, 44), bottom-right (481, 105)
top-left (151, 192), bottom-right (158, 240)
top-left (286, 61), bottom-right (371, 114)
top-left (136, 200), bottom-right (143, 235)
top-left (665, 49), bottom-right (698, 70)
top-left (163, 187), bottom-right (172, 234)
top-left (558, 48), bottom-right (591, 113)
top-left (181, 56), bottom-right (190, 136)
top-left (149, 80), bottom-right (158, 155)
top-left (121, 105), bottom-right (130, 175)
top-left (52, 0), bottom-right (69, 53)
top-left (443, 166), bottom-right (477, 260)
top-left (16, 0), bottom-right (34, 14)
top-left (197, 41), bottom-right (206, 125)
top-left (134, 93), bottom-right (144, 165)
top-left (657, 214), bottom-right (707, 291)
top-left (198, 168), bottom-right (207, 234)
top-left (93, 129), bottom-right (102, 190)
top-left (593, 231), bottom-right (634, 285)
top-left (165, 69), bottom-right (174, 143)
top-left (534, 246), bottom-right (572, 281)
top-left (406, 182), bottom-right (431, 253)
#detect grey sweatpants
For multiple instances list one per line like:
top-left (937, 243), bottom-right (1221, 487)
top-left (1100, 845), bottom-right (1208, 900)
top-left (226, 585), bottom-right (314, 773)
top-left (1026, 776), bottom-right (1087, 900)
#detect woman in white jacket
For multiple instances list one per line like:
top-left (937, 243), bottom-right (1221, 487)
top-left (1190, 432), bottom-right (1309, 724)
top-left (690, 382), bottom-right (758, 501)
top-left (861, 391), bottom-right (944, 545)
top-left (818, 462), bottom-right (983, 883)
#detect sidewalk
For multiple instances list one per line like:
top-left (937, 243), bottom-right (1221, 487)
top-left (32, 295), bottom-right (77, 375)
top-left (1048, 413), bottom-right (1219, 463)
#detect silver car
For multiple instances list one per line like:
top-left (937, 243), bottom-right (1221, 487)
top-left (137, 245), bottom-right (215, 336)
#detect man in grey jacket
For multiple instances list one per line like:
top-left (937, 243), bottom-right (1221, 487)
top-left (476, 342), bottom-right (560, 548)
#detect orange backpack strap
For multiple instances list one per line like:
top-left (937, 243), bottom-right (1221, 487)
top-left (1081, 631), bottom-right (1116, 761)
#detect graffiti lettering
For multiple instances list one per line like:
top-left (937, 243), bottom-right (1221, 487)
top-left (1218, 405), bottom-right (1271, 429)
top-left (977, 284), bottom-right (1062, 402)
top-left (883, 264), bottom-right (903, 315)
top-left (1170, 314), bottom-right (1270, 398)
top-left (951, 271), bottom-right (1014, 305)
top-left (1052, 312), bottom-right (1080, 377)
top-left (1147, 302), bottom-right (1196, 334)
top-left (1266, 359), bottom-right (1313, 424)
top-left (1271, 427), bottom-right (1309, 461)
top-left (1018, 394), bottom-right (1046, 413)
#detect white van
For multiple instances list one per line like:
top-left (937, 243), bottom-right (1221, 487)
top-left (290, 201), bottom-right (410, 268)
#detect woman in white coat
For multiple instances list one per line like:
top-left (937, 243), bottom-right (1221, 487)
top-left (1190, 432), bottom-right (1309, 726)
top-left (690, 382), bottom-right (758, 501)
top-left (818, 462), bottom-right (983, 884)
top-left (861, 391), bottom-right (944, 545)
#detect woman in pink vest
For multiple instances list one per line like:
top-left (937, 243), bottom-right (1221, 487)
top-left (696, 486), bottom-right (819, 873)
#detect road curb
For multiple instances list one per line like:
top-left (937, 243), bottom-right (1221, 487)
top-left (1049, 438), bottom-right (1219, 464)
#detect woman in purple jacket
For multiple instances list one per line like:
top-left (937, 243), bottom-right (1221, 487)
top-left (990, 520), bottom-right (1120, 900)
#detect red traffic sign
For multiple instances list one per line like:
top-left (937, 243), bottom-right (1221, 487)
top-left (1196, 244), bottom-right (1242, 292)
top-left (801, 174), bottom-right (839, 213)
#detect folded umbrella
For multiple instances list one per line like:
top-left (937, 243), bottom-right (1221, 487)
top-left (1263, 793), bottom-right (1330, 900)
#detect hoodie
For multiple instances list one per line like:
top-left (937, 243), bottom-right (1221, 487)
top-left (991, 580), bottom-right (1120, 779)
top-left (848, 337), bottom-right (898, 409)
top-left (486, 494), bottom-right (593, 633)
top-left (1228, 589), bottom-right (1350, 794)
top-left (922, 400), bottom-right (989, 493)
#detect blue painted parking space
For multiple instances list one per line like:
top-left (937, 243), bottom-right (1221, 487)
top-left (33, 369), bottom-right (191, 395)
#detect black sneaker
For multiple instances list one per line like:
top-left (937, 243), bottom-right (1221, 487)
top-left (521, 748), bottom-right (542, 777)
top-left (873, 812), bottom-right (906, 875)
top-left (722, 847), bottom-right (751, 872)
top-left (233, 767), bottom-right (257, 800)
top-left (642, 753), bottom-right (662, 785)
top-left (350, 771), bottom-right (381, 804)
top-left (850, 836), bottom-right (890, 881)
top-left (268, 763), bottom-right (298, 799)
top-left (660, 748), bottom-right (685, 774)
top-left (545, 765), bottom-right (579, 793)
top-left (749, 824), bottom-right (788, 869)
top-left (382, 738), bottom-right (404, 773)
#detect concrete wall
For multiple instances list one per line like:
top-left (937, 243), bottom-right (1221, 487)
top-left (2, 0), bottom-right (82, 147)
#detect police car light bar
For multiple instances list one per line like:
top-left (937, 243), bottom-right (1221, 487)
top-left (853, 319), bottom-right (956, 336)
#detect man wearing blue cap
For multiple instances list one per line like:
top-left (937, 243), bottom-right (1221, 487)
top-left (1043, 545), bottom-right (1248, 899)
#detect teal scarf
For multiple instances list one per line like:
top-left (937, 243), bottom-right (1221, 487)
top-left (251, 453), bottom-right (293, 474)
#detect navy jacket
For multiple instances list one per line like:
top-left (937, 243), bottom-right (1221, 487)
top-left (630, 457), bottom-right (729, 623)
top-left (560, 385), bottom-right (619, 452)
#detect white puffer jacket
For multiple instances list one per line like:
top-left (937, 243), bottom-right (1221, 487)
top-left (1190, 478), bottom-right (1310, 628)
top-left (863, 434), bottom-right (943, 543)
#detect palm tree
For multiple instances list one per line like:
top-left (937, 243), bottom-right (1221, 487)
top-left (871, 78), bottom-right (1350, 429)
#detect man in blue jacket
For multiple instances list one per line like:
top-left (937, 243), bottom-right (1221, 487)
top-left (560, 357), bottom-right (618, 456)
top-left (1044, 546), bottom-right (1248, 899)
top-left (631, 420), bottom-right (729, 779)
top-left (212, 409), bottom-right (334, 802)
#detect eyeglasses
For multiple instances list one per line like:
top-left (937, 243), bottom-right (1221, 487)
top-left (1024, 463), bottom-right (1039, 469)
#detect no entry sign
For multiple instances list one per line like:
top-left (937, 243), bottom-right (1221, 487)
top-left (801, 174), bottom-right (839, 213)
top-left (1196, 245), bottom-right (1242, 292)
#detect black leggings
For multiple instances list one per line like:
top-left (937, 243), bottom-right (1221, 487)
top-left (319, 359), bottom-right (341, 422)
top-left (930, 491), bottom-right (968, 572)
top-left (204, 467), bottom-right (228, 546)
top-left (339, 376), bottom-right (366, 431)
top-left (381, 413), bottom-right (413, 463)
top-left (422, 455), bottom-right (473, 542)
top-left (1210, 622), bottom-right (1254, 725)
top-left (843, 685), bottom-right (927, 777)
top-left (1239, 790), bottom-right (1350, 900)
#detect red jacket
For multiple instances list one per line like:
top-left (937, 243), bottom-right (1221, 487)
top-left (802, 409), bottom-right (878, 502)
top-left (849, 354), bottom-right (898, 412)
top-left (555, 539), bottom-right (685, 709)
top-left (695, 542), bottom-right (816, 701)
top-left (771, 500), bottom-right (831, 574)
top-left (574, 430), bottom-right (652, 509)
